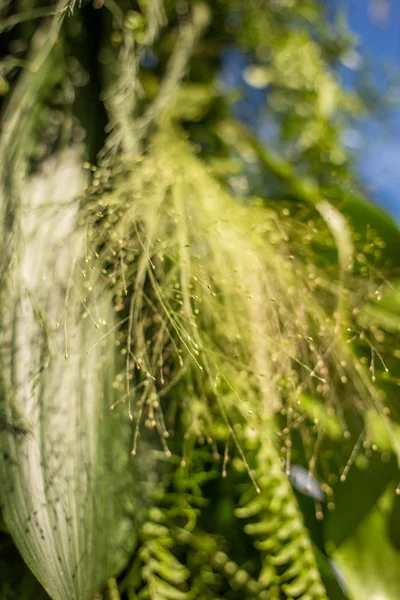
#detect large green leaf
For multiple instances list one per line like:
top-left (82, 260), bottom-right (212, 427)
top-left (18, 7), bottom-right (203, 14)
top-left (330, 485), bottom-right (400, 600)
top-left (0, 150), bottom-right (143, 599)
top-left (325, 454), bottom-right (397, 549)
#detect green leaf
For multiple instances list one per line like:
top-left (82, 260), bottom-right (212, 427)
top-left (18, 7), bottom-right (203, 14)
top-left (331, 486), bottom-right (400, 600)
top-left (325, 455), bottom-right (397, 550)
top-left (0, 151), bottom-right (144, 600)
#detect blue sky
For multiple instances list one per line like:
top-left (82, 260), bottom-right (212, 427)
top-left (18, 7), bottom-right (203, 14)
top-left (326, 0), bottom-right (400, 219)
top-left (220, 1), bottom-right (400, 220)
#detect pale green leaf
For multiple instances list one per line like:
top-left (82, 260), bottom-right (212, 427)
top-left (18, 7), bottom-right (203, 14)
top-left (0, 151), bottom-right (144, 600)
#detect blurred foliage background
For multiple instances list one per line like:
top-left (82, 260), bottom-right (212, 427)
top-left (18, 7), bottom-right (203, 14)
top-left (0, 1), bottom-right (400, 599)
